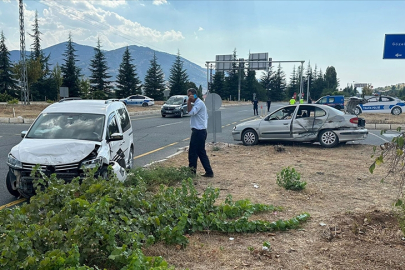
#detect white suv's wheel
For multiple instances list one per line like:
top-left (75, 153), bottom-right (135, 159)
top-left (127, 148), bottom-right (134, 169)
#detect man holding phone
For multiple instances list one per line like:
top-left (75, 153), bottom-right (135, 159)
top-left (187, 88), bottom-right (214, 177)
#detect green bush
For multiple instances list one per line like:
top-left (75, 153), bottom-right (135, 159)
top-left (0, 93), bottom-right (13, 102)
top-left (276, 166), bottom-right (307, 191)
top-left (7, 98), bottom-right (19, 104)
top-left (0, 166), bottom-right (310, 269)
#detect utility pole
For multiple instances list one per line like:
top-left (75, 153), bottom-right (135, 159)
top-left (19, 0), bottom-right (29, 105)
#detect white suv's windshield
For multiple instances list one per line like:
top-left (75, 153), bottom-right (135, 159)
top-left (166, 97), bottom-right (184, 105)
top-left (26, 113), bottom-right (105, 141)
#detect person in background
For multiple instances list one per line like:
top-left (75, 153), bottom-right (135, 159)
top-left (289, 97), bottom-right (296, 105)
top-left (187, 88), bottom-right (214, 178)
top-left (300, 97), bottom-right (304, 104)
top-left (308, 97), bottom-right (312, 104)
top-left (266, 97), bottom-right (272, 112)
top-left (252, 98), bottom-right (259, 115)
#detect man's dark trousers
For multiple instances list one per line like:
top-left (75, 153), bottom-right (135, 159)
top-left (189, 128), bottom-right (213, 174)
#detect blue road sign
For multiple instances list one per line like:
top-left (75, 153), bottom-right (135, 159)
top-left (383, 34), bottom-right (405, 59)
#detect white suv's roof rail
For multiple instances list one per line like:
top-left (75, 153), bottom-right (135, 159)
top-left (59, 97), bottom-right (82, 102)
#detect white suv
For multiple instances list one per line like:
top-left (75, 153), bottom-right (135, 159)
top-left (6, 100), bottom-right (134, 198)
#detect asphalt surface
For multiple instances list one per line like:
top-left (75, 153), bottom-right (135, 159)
top-left (0, 103), bottom-right (397, 208)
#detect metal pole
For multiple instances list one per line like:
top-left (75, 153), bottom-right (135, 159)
top-left (306, 76), bottom-right (310, 103)
top-left (19, 0), bottom-right (29, 105)
top-left (206, 64), bottom-right (209, 95)
top-left (299, 61), bottom-right (304, 100)
top-left (238, 62), bottom-right (241, 102)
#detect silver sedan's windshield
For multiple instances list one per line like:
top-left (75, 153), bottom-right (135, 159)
top-left (26, 113), bottom-right (105, 141)
top-left (166, 97), bottom-right (184, 105)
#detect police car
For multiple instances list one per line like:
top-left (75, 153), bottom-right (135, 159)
top-left (354, 95), bottom-right (405, 115)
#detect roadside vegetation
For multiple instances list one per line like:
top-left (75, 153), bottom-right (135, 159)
top-left (0, 166), bottom-right (310, 269)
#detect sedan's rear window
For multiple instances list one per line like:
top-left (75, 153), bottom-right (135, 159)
top-left (26, 113), bottom-right (105, 141)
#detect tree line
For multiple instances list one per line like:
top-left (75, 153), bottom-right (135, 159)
top-left (0, 12), bottom-right (201, 103)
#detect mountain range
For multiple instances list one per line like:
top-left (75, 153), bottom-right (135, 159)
top-left (9, 42), bottom-right (208, 90)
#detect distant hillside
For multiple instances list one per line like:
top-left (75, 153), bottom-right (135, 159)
top-left (10, 42), bottom-right (207, 90)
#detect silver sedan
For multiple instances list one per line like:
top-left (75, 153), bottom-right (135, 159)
top-left (232, 104), bottom-right (368, 148)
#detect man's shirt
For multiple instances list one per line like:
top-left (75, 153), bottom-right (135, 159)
top-left (188, 98), bottom-right (208, 130)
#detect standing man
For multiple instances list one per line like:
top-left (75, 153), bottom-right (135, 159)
top-left (187, 88), bottom-right (214, 178)
top-left (266, 97), bottom-right (272, 112)
top-left (252, 98), bottom-right (259, 116)
top-left (289, 97), bottom-right (296, 105)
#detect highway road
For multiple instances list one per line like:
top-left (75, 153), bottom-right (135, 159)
top-left (0, 103), bottom-right (393, 208)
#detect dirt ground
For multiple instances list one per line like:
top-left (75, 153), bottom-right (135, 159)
top-left (144, 143), bottom-right (405, 270)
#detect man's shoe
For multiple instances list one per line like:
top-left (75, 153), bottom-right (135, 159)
top-left (201, 173), bottom-right (214, 178)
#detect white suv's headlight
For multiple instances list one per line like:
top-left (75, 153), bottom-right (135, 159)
top-left (81, 157), bottom-right (103, 169)
top-left (7, 153), bottom-right (22, 169)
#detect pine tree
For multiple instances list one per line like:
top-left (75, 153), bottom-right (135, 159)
top-left (272, 64), bottom-right (286, 101)
top-left (304, 62), bottom-right (313, 101)
top-left (260, 66), bottom-right (274, 100)
top-left (287, 65), bottom-right (299, 99)
top-left (29, 11), bottom-right (50, 77)
top-left (211, 71), bottom-right (225, 96)
top-left (89, 38), bottom-right (112, 99)
top-left (116, 47), bottom-right (141, 98)
top-left (144, 52), bottom-right (165, 100)
top-left (169, 51), bottom-right (189, 96)
top-left (61, 33), bottom-right (81, 98)
top-left (224, 49), bottom-right (240, 100)
top-left (0, 31), bottom-right (18, 97)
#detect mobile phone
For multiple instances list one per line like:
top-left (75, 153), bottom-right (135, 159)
top-left (194, 94), bottom-right (197, 99)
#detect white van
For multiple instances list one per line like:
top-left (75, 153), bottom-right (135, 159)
top-left (6, 99), bottom-right (134, 198)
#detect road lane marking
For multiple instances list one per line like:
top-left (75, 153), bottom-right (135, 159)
top-left (182, 138), bottom-right (190, 141)
top-left (134, 142), bottom-right (179, 159)
top-left (0, 198), bottom-right (27, 211)
top-left (156, 121), bottom-right (182, 128)
top-left (369, 132), bottom-right (390, 143)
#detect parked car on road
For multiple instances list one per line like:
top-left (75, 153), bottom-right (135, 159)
top-left (232, 104), bottom-right (368, 147)
top-left (6, 99), bottom-right (134, 198)
top-left (120, 95), bottom-right (154, 106)
top-left (354, 95), bottom-right (405, 115)
top-left (315, 95), bottom-right (345, 110)
top-left (161, 95), bottom-right (189, 118)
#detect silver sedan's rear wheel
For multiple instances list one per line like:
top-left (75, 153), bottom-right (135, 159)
top-left (391, 107), bottom-right (402, 115)
top-left (242, 129), bottom-right (258, 146)
top-left (319, 130), bottom-right (339, 148)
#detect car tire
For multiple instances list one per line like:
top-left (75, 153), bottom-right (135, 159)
top-left (391, 107), bottom-right (402, 115)
top-left (335, 105), bottom-right (341, 110)
top-left (179, 110), bottom-right (184, 118)
top-left (142, 103), bottom-right (148, 107)
top-left (162, 114), bottom-right (166, 117)
top-left (319, 130), bottom-right (339, 148)
top-left (242, 129), bottom-right (259, 146)
top-left (127, 147), bottom-right (134, 170)
top-left (6, 171), bottom-right (20, 197)
top-left (354, 106), bottom-right (362, 115)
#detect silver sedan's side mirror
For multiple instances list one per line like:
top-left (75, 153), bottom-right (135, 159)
top-left (21, 131), bottom-right (27, 138)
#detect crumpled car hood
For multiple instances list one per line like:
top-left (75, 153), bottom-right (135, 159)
top-left (10, 139), bottom-right (99, 165)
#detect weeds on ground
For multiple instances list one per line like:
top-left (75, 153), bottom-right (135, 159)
top-left (0, 165), bottom-right (310, 269)
top-left (276, 166), bottom-right (307, 191)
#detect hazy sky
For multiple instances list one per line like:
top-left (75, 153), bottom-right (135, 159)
top-left (0, 0), bottom-right (404, 89)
